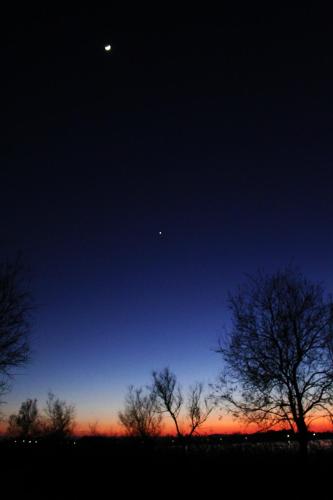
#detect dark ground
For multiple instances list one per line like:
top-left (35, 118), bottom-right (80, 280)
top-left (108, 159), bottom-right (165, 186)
top-left (3, 437), bottom-right (332, 498)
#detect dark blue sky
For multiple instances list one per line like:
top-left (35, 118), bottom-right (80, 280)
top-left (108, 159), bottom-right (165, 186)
top-left (2, 7), bottom-right (333, 431)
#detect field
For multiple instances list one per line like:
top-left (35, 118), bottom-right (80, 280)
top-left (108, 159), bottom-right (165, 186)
top-left (2, 434), bottom-right (333, 498)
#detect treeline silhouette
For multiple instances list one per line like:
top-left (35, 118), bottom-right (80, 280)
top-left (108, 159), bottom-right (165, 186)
top-left (119, 367), bottom-right (214, 439)
top-left (7, 392), bottom-right (75, 440)
top-left (1, 259), bottom-right (333, 461)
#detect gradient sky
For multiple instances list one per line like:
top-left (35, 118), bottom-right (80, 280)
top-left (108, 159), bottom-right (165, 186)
top-left (2, 7), bottom-right (333, 433)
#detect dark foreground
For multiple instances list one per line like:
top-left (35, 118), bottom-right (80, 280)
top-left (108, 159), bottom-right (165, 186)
top-left (3, 437), bottom-right (333, 498)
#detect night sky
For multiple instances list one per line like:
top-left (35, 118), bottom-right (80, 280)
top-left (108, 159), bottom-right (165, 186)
top-left (2, 7), bottom-right (333, 433)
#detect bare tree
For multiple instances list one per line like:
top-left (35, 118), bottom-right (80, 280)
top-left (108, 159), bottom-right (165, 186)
top-left (187, 382), bottom-right (214, 436)
top-left (152, 367), bottom-right (183, 437)
top-left (7, 414), bottom-right (19, 436)
top-left (152, 367), bottom-right (214, 437)
top-left (215, 268), bottom-right (333, 457)
top-left (0, 259), bottom-right (31, 402)
top-left (7, 398), bottom-right (40, 438)
top-left (88, 420), bottom-right (101, 436)
top-left (119, 385), bottom-right (162, 438)
top-left (44, 392), bottom-right (75, 438)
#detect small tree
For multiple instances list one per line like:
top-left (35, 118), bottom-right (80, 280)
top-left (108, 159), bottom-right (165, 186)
top-left (119, 385), bottom-right (162, 438)
top-left (152, 368), bottom-right (183, 437)
top-left (44, 392), bottom-right (75, 439)
top-left (152, 367), bottom-right (213, 437)
top-left (8, 398), bottom-right (40, 438)
top-left (215, 268), bottom-right (333, 458)
top-left (0, 259), bottom-right (31, 403)
top-left (187, 383), bottom-right (214, 436)
top-left (88, 420), bottom-right (101, 437)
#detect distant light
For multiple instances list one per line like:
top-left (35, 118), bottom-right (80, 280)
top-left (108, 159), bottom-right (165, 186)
top-left (287, 434), bottom-right (290, 438)
top-left (104, 44), bottom-right (112, 52)
top-left (22, 440), bottom-right (25, 443)
top-left (28, 440), bottom-right (32, 444)
top-left (313, 433), bottom-right (316, 436)
top-left (158, 231), bottom-right (163, 236)
top-left (73, 441), bottom-right (76, 445)
top-left (35, 440), bottom-right (38, 444)
top-left (14, 440), bottom-right (17, 443)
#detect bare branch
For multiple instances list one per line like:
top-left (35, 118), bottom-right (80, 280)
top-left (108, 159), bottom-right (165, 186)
top-left (152, 367), bottom-right (183, 437)
top-left (0, 258), bottom-right (31, 402)
top-left (187, 382), bottom-right (214, 436)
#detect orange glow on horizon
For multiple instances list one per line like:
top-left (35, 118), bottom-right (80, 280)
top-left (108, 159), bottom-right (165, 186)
top-left (1, 416), bottom-right (332, 437)
top-left (72, 416), bottom-right (243, 436)
top-left (72, 415), bottom-right (333, 437)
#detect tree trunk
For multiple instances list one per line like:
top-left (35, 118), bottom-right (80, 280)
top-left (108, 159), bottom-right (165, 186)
top-left (298, 432), bottom-right (308, 460)
top-left (296, 418), bottom-right (309, 460)
top-left (171, 414), bottom-right (182, 438)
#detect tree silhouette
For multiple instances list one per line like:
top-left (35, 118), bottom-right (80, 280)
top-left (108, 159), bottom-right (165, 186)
top-left (88, 420), bottom-right (101, 437)
top-left (152, 368), bottom-right (183, 437)
top-left (0, 259), bottom-right (31, 403)
top-left (187, 382), bottom-right (214, 436)
top-left (8, 398), bottom-right (40, 438)
top-left (152, 367), bottom-right (213, 437)
top-left (44, 392), bottom-right (75, 439)
top-left (215, 267), bottom-right (333, 458)
top-left (119, 385), bottom-right (162, 438)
